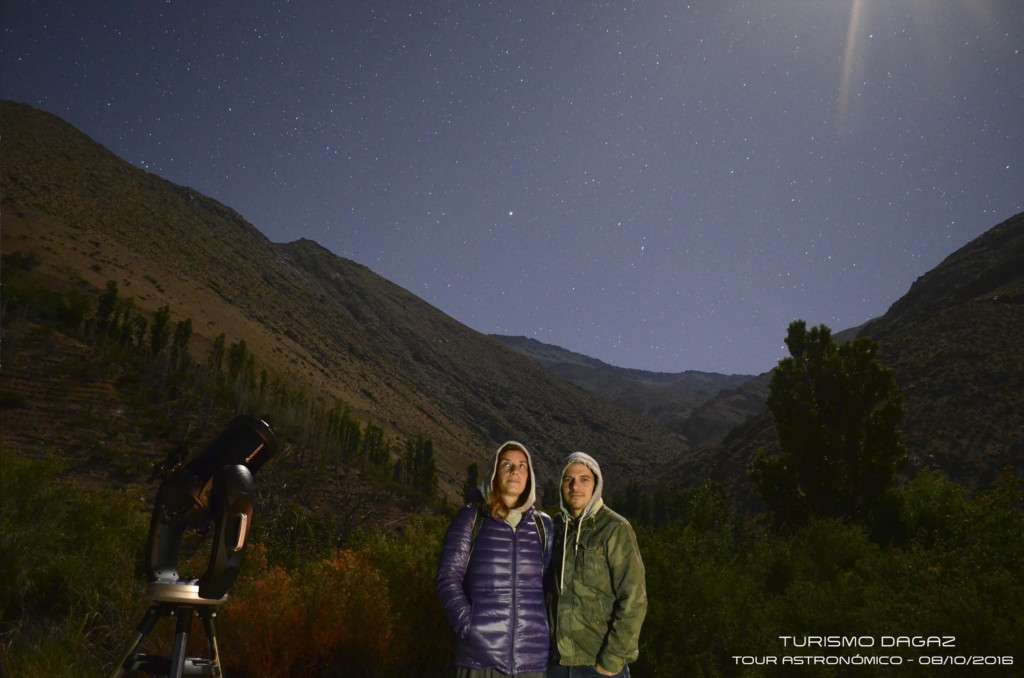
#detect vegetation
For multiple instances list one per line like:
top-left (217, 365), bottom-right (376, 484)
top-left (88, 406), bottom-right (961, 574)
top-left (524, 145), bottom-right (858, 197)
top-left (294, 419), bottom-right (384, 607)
top-left (0, 458), bottom-right (453, 677)
top-left (3, 457), bottom-right (1021, 677)
top-left (1, 260), bottom-right (439, 496)
top-left (0, 458), bottom-right (147, 677)
top-left (3, 270), bottom-right (1022, 676)
top-left (752, 321), bottom-right (907, 528)
top-left (636, 472), bottom-right (1024, 676)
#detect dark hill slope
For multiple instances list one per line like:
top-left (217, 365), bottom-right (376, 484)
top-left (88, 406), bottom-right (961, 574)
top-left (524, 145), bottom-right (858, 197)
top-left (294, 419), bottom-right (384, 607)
top-left (493, 334), bottom-right (765, 446)
top-left (680, 212), bottom-right (1024, 501)
top-left (0, 100), bottom-right (688, 490)
top-left (860, 213), bottom-right (1024, 484)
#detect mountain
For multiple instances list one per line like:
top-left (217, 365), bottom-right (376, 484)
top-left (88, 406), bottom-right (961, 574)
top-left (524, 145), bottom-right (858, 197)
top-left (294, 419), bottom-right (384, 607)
top-left (680, 212), bottom-right (1024, 502)
top-left (860, 214), bottom-right (1024, 484)
top-left (0, 100), bottom-right (689, 493)
top-left (492, 335), bottom-right (766, 446)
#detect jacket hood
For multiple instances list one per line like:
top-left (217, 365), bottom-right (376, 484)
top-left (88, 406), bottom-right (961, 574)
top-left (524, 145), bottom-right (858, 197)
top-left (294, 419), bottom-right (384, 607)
top-left (487, 440), bottom-right (537, 512)
top-left (558, 451), bottom-right (604, 520)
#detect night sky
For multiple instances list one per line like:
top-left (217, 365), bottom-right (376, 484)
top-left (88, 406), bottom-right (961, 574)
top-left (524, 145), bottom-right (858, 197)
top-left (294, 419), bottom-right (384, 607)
top-left (3, 1), bottom-right (1022, 375)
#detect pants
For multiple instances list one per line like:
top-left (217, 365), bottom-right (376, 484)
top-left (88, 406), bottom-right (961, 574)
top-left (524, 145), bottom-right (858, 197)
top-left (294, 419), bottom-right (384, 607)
top-left (547, 666), bottom-right (630, 678)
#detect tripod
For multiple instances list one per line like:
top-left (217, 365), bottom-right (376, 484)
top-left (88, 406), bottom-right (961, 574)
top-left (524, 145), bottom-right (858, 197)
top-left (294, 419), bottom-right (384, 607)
top-left (112, 583), bottom-right (225, 677)
top-left (111, 416), bottom-right (277, 678)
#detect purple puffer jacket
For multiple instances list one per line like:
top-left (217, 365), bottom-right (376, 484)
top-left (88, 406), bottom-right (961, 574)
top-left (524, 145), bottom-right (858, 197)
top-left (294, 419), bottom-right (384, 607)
top-left (437, 503), bottom-right (554, 674)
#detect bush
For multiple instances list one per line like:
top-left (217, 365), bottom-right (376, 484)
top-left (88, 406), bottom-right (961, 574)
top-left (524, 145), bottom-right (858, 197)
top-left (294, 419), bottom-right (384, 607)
top-left (638, 521), bottom-right (771, 676)
top-left (352, 515), bottom-right (453, 676)
top-left (635, 476), bottom-right (1024, 676)
top-left (219, 548), bottom-right (393, 677)
top-left (0, 457), bottom-right (147, 677)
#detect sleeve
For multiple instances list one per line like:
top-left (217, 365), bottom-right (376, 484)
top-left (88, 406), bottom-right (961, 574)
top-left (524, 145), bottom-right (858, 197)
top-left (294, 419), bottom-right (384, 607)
top-left (540, 510), bottom-right (555, 570)
top-left (436, 505), bottom-right (477, 639)
top-left (596, 521), bottom-right (648, 674)
top-left (540, 511), bottom-right (558, 636)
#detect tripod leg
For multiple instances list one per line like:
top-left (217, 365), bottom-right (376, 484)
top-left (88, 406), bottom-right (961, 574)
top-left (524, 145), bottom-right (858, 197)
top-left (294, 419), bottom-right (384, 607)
top-left (169, 606), bottom-right (194, 678)
top-left (110, 605), bottom-right (163, 678)
top-left (201, 610), bottom-right (223, 677)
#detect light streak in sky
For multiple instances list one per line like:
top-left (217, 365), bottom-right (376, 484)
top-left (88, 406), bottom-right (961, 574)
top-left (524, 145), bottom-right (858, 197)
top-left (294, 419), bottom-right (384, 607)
top-left (838, 0), bottom-right (867, 135)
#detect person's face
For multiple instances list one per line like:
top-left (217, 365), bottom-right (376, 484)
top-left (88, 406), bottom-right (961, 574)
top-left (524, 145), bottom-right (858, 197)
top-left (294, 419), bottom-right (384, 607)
top-left (562, 462), bottom-right (595, 516)
top-left (496, 449), bottom-right (529, 503)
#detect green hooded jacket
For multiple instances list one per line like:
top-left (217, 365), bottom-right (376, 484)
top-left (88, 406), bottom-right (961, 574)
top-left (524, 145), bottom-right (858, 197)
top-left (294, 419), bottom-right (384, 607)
top-left (552, 452), bottom-right (647, 674)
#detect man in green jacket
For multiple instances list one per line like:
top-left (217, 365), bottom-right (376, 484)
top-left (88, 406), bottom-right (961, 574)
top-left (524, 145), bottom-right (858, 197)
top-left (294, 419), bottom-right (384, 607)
top-left (548, 452), bottom-right (647, 678)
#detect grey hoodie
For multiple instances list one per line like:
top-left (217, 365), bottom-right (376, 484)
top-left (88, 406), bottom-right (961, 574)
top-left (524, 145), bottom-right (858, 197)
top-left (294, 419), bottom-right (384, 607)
top-left (487, 440), bottom-right (538, 529)
top-left (558, 450), bottom-right (604, 520)
top-left (557, 451), bottom-right (605, 587)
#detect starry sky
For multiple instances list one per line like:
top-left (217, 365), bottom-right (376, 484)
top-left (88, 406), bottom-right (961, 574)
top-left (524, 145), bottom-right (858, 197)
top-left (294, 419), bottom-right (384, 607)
top-left (3, 1), bottom-right (1022, 375)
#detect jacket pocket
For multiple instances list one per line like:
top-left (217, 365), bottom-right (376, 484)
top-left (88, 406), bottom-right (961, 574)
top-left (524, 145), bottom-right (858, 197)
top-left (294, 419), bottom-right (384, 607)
top-left (575, 542), bottom-right (611, 596)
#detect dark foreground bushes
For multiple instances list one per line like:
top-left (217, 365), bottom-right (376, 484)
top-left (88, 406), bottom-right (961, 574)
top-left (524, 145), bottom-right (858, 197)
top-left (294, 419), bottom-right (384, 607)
top-left (2, 459), bottom-right (1021, 676)
top-left (0, 457), bottom-right (452, 677)
top-left (636, 474), bottom-right (1024, 676)
top-left (0, 457), bottom-right (147, 676)
top-left (217, 517), bottom-right (453, 677)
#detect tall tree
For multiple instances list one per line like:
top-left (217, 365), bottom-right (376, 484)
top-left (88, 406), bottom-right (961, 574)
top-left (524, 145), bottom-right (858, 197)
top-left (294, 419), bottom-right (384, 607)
top-left (149, 304), bottom-right (171, 357)
top-left (751, 320), bottom-right (907, 527)
top-left (171, 318), bottom-right (193, 371)
top-left (363, 424), bottom-right (386, 466)
top-left (95, 280), bottom-right (118, 336)
top-left (208, 333), bottom-right (226, 381)
top-left (412, 437), bottom-right (436, 497)
top-left (131, 315), bottom-right (148, 349)
top-left (337, 408), bottom-right (361, 462)
top-left (227, 339), bottom-right (249, 384)
top-left (462, 462), bottom-right (480, 503)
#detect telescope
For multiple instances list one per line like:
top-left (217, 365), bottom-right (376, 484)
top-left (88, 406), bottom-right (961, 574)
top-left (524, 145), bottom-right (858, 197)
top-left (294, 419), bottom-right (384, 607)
top-left (112, 415), bottom-right (277, 677)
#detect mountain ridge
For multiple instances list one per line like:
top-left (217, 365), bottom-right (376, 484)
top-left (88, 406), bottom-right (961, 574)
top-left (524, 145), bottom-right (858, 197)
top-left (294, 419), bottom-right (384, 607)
top-left (0, 100), bottom-right (689, 493)
top-left (493, 334), bottom-right (756, 380)
top-left (492, 333), bottom-right (767, 447)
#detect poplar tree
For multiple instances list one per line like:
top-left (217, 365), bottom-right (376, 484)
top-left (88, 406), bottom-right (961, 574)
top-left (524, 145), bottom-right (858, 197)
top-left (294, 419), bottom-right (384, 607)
top-left (171, 318), bottom-right (193, 371)
top-left (95, 281), bottom-right (118, 336)
top-left (463, 463), bottom-right (480, 503)
top-left (150, 304), bottom-right (171, 357)
top-left (752, 320), bottom-right (906, 527)
top-left (208, 333), bottom-right (226, 380)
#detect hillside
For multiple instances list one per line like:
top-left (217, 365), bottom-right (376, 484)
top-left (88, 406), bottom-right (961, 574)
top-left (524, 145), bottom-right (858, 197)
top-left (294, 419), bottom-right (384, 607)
top-left (493, 334), bottom-right (766, 446)
top-left (0, 100), bottom-right (689, 493)
top-left (861, 213), bottom-right (1024, 483)
top-left (682, 212), bottom-right (1024, 502)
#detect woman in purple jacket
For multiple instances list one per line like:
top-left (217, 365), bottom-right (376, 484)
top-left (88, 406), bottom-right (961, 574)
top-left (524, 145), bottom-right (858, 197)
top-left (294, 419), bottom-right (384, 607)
top-left (437, 441), bottom-right (554, 678)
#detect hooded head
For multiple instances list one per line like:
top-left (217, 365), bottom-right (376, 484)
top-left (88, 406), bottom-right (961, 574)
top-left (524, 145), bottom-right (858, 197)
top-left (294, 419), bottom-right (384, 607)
top-left (487, 441), bottom-right (537, 519)
top-left (559, 451), bottom-right (604, 520)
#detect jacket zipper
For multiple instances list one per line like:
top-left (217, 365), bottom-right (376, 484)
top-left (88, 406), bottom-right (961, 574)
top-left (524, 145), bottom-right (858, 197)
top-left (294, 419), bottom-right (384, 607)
top-left (510, 522), bottom-right (518, 674)
top-left (569, 516), bottom-right (583, 659)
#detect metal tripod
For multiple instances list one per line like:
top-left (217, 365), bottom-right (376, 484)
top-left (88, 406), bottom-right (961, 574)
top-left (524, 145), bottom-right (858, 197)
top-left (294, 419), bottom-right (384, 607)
top-left (111, 586), bottom-right (225, 678)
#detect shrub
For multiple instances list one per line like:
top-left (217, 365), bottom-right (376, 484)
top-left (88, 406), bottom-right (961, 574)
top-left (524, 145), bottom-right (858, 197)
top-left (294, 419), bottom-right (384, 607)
top-left (219, 549), bottom-right (393, 677)
top-left (0, 457), bottom-right (147, 677)
top-left (352, 516), bottom-right (453, 676)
